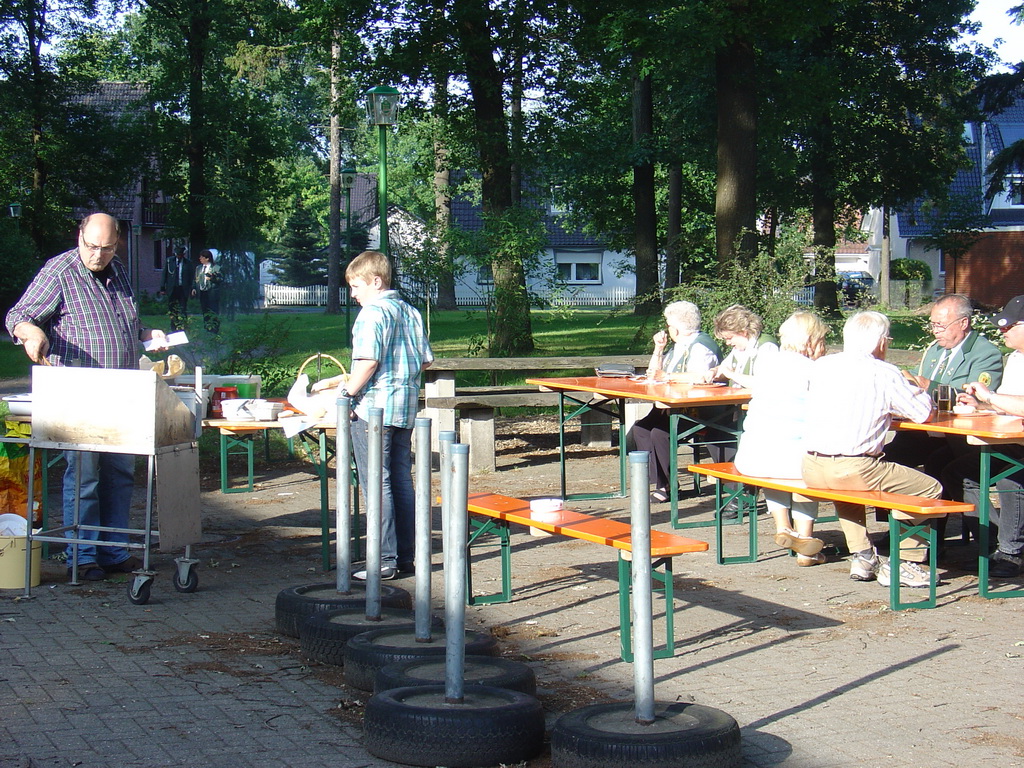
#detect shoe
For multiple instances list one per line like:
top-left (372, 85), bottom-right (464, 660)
top-left (103, 556), bottom-right (141, 574)
top-left (796, 552), bottom-right (826, 567)
top-left (651, 488), bottom-right (670, 503)
top-left (720, 499), bottom-right (739, 520)
top-left (877, 559), bottom-right (930, 589)
top-left (397, 561), bottom-right (415, 574)
top-left (774, 529), bottom-right (824, 557)
top-left (988, 550), bottom-right (1023, 578)
top-left (67, 563), bottom-right (106, 582)
top-left (849, 550), bottom-right (880, 581)
top-left (352, 566), bottom-right (397, 581)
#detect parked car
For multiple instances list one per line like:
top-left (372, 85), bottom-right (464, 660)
top-left (837, 271), bottom-right (875, 304)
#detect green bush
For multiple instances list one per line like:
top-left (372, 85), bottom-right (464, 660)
top-left (890, 259), bottom-right (931, 281)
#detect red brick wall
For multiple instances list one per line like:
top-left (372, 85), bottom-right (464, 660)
top-left (949, 232), bottom-right (1024, 309)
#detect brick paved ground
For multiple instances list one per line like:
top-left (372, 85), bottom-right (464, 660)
top-left (1, 409), bottom-right (1022, 768)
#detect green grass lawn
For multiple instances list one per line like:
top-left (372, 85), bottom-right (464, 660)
top-left (0, 306), bottom-right (948, 385)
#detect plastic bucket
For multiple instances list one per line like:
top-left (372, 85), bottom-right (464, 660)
top-left (0, 536), bottom-right (41, 589)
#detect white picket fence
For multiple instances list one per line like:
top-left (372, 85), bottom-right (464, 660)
top-left (263, 283), bottom-right (636, 309)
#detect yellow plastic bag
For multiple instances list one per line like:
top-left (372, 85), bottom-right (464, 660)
top-left (1, 420), bottom-right (42, 524)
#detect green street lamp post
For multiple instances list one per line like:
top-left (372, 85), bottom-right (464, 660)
top-left (341, 166), bottom-right (356, 337)
top-left (365, 85), bottom-right (400, 259)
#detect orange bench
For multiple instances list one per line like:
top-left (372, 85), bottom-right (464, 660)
top-left (466, 492), bottom-right (708, 660)
top-left (686, 462), bottom-right (974, 609)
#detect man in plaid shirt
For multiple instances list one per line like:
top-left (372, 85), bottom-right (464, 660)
top-left (6, 213), bottom-right (168, 581)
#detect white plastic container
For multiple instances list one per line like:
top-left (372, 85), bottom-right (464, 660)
top-left (529, 498), bottom-right (563, 537)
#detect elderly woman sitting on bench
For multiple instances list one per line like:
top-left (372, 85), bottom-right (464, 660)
top-left (734, 311), bottom-right (828, 566)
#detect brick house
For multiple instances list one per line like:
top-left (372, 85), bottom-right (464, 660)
top-left (891, 96), bottom-right (1024, 308)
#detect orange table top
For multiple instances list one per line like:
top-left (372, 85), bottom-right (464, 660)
top-left (896, 411), bottom-right (1024, 440)
top-left (525, 376), bottom-right (751, 407)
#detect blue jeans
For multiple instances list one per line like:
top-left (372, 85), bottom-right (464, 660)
top-left (350, 418), bottom-right (415, 567)
top-left (63, 451), bottom-right (135, 566)
top-left (943, 448), bottom-right (1024, 556)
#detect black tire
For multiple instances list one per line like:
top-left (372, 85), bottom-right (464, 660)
top-left (173, 569), bottom-right (199, 593)
top-left (343, 628), bottom-right (499, 692)
top-left (364, 685), bottom-right (544, 767)
top-left (374, 656), bottom-right (536, 696)
top-left (551, 701), bottom-right (742, 768)
top-left (274, 582), bottom-right (412, 637)
top-left (299, 607), bottom-right (441, 667)
top-left (127, 578), bottom-right (152, 606)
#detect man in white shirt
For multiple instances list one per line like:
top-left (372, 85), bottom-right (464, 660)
top-left (802, 311), bottom-right (941, 589)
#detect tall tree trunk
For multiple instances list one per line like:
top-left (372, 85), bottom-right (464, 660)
top-left (432, 75), bottom-right (457, 310)
top-left (809, 119), bottom-right (840, 314)
top-left (715, 33), bottom-right (758, 264)
top-left (26, 0), bottom-right (48, 253)
top-left (453, 0), bottom-right (532, 356)
top-left (665, 163), bottom-right (682, 290)
top-left (186, 10), bottom-right (211, 254)
top-left (632, 69), bottom-right (659, 316)
top-left (325, 31), bottom-right (342, 315)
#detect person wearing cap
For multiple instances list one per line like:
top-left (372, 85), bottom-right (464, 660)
top-left (940, 295), bottom-right (1024, 577)
top-left (882, 294), bottom-right (1003, 475)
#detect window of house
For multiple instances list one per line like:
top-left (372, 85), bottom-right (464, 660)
top-left (1009, 174), bottom-right (1024, 206)
top-left (477, 263), bottom-right (493, 284)
top-left (555, 251), bottom-right (602, 284)
top-left (154, 239), bottom-right (163, 271)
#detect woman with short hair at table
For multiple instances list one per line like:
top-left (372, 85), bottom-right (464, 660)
top-left (633, 300), bottom-right (721, 503)
top-left (734, 311), bottom-right (829, 565)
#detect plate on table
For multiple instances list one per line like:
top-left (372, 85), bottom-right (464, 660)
top-left (949, 409), bottom-right (998, 418)
top-left (688, 382), bottom-right (726, 388)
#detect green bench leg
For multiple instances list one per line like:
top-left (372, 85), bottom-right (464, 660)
top-left (466, 518), bottom-right (513, 605)
top-left (219, 431), bottom-right (255, 494)
top-left (887, 514), bottom-right (938, 610)
top-left (714, 483), bottom-right (759, 564)
top-left (619, 554), bottom-right (676, 662)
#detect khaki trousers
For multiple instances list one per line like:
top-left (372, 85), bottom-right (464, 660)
top-left (802, 454), bottom-right (942, 563)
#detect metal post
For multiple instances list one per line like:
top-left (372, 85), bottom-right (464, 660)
top-left (336, 395), bottom-right (352, 593)
top-left (445, 443), bottom-right (470, 704)
top-left (630, 450), bottom-right (655, 725)
top-left (364, 407), bottom-right (384, 620)
top-left (378, 125), bottom-right (389, 257)
top-left (414, 417), bottom-right (433, 641)
top-left (344, 187), bottom-right (352, 339)
top-left (23, 443), bottom-right (36, 598)
top-left (438, 431), bottom-right (457, 575)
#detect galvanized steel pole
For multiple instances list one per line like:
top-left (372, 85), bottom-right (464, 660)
top-left (414, 417), bottom-right (433, 641)
top-left (438, 430), bottom-right (457, 576)
top-left (630, 450), bottom-right (655, 725)
top-left (444, 442), bottom-right (470, 704)
top-left (364, 407), bottom-right (384, 620)
top-left (335, 395), bottom-right (352, 593)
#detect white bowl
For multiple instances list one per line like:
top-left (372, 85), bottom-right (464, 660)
top-left (2, 394), bottom-right (31, 416)
top-left (220, 398), bottom-right (256, 421)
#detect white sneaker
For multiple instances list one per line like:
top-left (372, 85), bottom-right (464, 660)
top-left (877, 560), bottom-right (930, 589)
top-left (849, 550), bottom-right (879, 581)
top-left (352, 566), bottom-right (397, 581)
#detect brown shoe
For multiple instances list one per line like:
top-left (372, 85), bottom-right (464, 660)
top-left (775, 528), bottom-right (824, 557)
top-left (102, 556), bottom-right (141, 574)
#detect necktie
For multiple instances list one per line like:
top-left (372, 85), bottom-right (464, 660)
top-left (932, 351), bottom-right (949, 381)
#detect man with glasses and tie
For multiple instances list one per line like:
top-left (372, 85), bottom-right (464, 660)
top-left (880, 294), bottom-right (1003, 550)
top-left (5, 212), bottom-right (169, 581)
top-left (159, 245), bottom-right (195, 330)
top-left (883, 294), bottom-right (1003, 468)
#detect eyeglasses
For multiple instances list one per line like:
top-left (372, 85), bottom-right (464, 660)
top-left (926, 317), bottom-right (968, 332)
top-left (81, 239), bottom-right (117, 256)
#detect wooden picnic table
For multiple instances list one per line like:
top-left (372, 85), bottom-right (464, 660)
top-left (526, 376), bottom-right (751, 511)
top-left (896, 411), bottom-right (1024, 599)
